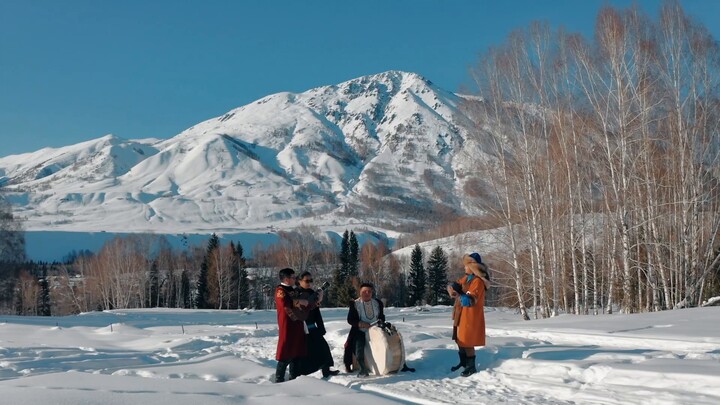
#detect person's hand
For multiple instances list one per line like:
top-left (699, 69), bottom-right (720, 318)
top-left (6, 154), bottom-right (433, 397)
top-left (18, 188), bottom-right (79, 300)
top-left (297, 299), bottom-right (309, 307)
top-left (447, 286), bottom-right (458, 298)
top-left (358, 321), bottom-right (371, 329)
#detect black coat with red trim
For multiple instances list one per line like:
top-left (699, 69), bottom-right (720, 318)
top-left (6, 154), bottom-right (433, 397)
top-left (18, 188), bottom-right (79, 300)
top-left (343, 298), bottom-right (385, 370)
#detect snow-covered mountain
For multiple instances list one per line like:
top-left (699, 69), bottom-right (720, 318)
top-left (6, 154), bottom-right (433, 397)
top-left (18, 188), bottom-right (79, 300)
top-left (0, 71), bottom-right (487, 236)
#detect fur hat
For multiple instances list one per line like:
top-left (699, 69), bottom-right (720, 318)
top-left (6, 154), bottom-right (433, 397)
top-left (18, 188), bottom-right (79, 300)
top-left (463, 253), bottom-right (490, 286)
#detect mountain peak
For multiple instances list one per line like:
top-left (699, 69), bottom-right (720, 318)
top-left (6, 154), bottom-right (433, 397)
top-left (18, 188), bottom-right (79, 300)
top-left (1, 72), bottom-right (483, 235)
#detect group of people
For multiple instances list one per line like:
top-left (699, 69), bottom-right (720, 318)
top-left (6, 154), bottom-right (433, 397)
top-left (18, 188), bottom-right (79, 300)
top-left (273, 252), bottom-right (490, 382)
top-left (273, 268), bottom-right (338, 382)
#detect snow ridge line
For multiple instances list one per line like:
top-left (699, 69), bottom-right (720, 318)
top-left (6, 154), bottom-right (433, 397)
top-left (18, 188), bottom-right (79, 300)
top-left (486, 327), bottom-right (720, 353)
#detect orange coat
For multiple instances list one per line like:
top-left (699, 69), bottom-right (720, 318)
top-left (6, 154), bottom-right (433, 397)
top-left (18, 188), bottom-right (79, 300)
top-left (452, 274), bottom-right (486, 347)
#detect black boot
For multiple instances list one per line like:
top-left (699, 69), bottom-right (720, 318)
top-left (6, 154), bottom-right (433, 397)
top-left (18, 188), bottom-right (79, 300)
top-left (322, 367), bottom-right (340, 378)
top-left (451, 350), bottom-right (467, 372)
top-left (461, 356), bottom-right (477, 377)
top-left (288, 360), bottom-right (299, 380)
top-left (275, 360), bottom-right (289, 383)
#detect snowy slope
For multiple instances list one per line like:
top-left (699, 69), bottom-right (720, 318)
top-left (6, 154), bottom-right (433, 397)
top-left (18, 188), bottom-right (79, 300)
top-left (0, 71), bottom-right (487, 235)
top-left (0, 306), bottom-right (718, 404)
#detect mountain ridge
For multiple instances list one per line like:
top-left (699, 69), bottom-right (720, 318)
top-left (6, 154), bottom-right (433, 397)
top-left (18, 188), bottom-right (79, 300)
top-left (0, 70), bottom-right (487, 236)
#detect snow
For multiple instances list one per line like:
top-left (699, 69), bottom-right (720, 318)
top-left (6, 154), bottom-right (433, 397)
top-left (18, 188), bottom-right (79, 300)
top-left (1, 306), bottom-right (718, 404)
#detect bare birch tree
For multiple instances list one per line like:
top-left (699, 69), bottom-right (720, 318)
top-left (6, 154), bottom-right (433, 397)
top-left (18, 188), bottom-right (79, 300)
top-left (209, 242), bottom-right (237, 309)
top-left (464, 0), bottom-right (720, 317)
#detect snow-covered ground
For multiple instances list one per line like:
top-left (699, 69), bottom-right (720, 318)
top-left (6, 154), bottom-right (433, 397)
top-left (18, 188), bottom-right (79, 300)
top-left (0, 306), bottom-right (718, 404)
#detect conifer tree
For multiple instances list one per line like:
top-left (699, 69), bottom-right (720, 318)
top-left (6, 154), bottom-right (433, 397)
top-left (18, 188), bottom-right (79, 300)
top-left (38, 269), bottom-right (51, 316)
top-left (226, 242), bottom-right (239, 309)
top-left (195, 233), bottom-right (219, 309)
top-left (196, 264), bottom-right (208, 309)
top-left (331, 231), bottom-right (347, 305)
top-left (426, 246), bottom-right (451, 305)
top-left (236, 242), bottom-right (250, 309)
top-left (407, 244), bottom-right (426, 306)
top-left (180, 269), bottom-right (191, 309)
top-left (13, 284), bottom-right (22, 315)
top-left (332, 230), bottom-right (356, 306)
top-left (148, 260), bottom-right (159, 307)
top-left (349, 230), bottom-right (359, 279)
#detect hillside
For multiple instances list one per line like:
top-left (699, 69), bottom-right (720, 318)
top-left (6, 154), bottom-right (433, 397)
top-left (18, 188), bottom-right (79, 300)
top-left (0, 71), bottom-right (489, 237)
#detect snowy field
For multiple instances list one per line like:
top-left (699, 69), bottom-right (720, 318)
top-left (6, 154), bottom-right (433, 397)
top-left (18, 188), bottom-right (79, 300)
top-left (0, 306), bottom-right (718, 405)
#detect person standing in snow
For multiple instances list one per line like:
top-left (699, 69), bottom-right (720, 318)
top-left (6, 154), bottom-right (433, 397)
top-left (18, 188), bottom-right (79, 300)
top-left (274, 267), bottom-right (313, 382)
top-left (295, 271), bottom-right (340, 378)
top-left (447, 252), bottom-right (489, 377)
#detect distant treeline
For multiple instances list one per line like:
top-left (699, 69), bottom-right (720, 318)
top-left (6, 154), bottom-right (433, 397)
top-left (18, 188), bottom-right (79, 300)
top-left (0, 225), bottom-right (478, 316)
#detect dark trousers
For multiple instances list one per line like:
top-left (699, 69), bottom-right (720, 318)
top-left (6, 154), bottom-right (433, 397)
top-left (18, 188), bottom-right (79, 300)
top-left (354, 331), bottom-right (369, 372)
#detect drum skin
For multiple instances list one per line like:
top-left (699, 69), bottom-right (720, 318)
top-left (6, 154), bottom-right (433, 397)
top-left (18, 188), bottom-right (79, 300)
top-left (354, 324), bottom-right (405, 375)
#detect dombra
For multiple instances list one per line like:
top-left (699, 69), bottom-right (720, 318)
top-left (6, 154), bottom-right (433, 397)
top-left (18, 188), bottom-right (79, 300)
top-left (290, 282), bottom-right (330, 321)
top-left (354, 323), bottom-right (406, 375)
top-left (290, 307), bottom-right (310, 321)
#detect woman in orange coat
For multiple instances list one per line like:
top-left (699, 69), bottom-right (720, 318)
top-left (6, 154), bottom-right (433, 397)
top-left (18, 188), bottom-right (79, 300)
top-left (447, 252), bottom-right (489, 377)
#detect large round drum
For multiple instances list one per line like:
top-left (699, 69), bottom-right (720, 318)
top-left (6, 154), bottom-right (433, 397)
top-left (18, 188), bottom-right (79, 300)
top-left (362, 324), bottom-right (406, 375)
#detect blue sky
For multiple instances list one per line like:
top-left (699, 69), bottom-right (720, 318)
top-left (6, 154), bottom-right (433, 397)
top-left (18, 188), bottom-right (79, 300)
top-left (1, 0), bottom-right (719, 157)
